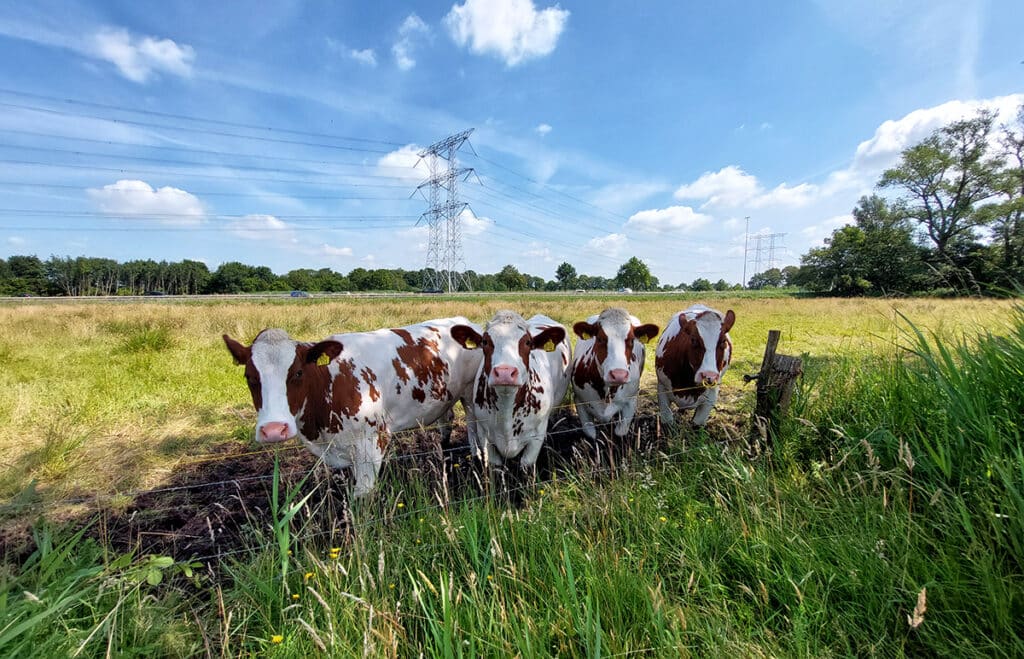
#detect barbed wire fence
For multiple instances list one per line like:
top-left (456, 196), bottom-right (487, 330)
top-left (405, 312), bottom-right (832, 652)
top-left (0, 386), bottom-right (750, 564)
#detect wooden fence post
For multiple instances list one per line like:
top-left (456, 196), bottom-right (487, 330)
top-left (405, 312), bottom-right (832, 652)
top-left (744, 330), bottom-right (803, 446)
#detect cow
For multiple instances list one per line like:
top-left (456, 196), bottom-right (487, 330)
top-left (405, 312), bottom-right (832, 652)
top-left (449, 311), bottom-right (571, 481)
top-left (222, 317), bottom-right (483, 497)
top-left (571, 308), bottom-right (659, 442)
top-left (655, 304), bottom-right (735, 427)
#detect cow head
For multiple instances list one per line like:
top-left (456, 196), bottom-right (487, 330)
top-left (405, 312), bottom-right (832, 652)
top-left (223, 328), bottom-right (342, 443)
top-left (678, 309), bottom-right (735, 387)
top-left (451, 310), bottom-right (565, 389)
top-left (573, 308), bottom-right (659, 385)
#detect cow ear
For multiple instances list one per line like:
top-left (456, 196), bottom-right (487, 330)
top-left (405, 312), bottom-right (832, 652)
top-left (451, 325), bottom-right (483, 350)
top-left (634, 324), bottom-right (660, 344)
top-left (223, 334), bottom-right (251, 365)
top-left (533, 326), bottom-right (566, 352)
top-left (306, 340), bottom-right (343, 365)
top-left (573, 321), bottom-right (597, 340)
top-left (721, 310), bottom-right (735, 334)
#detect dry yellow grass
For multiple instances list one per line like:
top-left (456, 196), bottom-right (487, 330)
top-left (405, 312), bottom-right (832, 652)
top-left (0, 294), bottom-right (1016, 503)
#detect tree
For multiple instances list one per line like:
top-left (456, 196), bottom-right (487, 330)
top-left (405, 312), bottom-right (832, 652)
top-left (780, 266), bottom-right (800, 287)
top-left (880, 110), bottom-right (1001, 262)
top-left (748, 268), bottom-right (784, 289)
top-left (555, 262), bottom-right (577, 290)
top-left (615, 256), bottom-right (653, 291)
top-left (990, 104), bottom-right (1024, 284)
top-left (690, 278), bottom-right (712, 292)
top-left (497, 265), bottom-right (527, 291)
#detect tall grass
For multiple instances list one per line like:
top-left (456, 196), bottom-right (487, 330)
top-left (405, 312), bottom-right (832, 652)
top-left (1, 296), bottom-right (1022, 656)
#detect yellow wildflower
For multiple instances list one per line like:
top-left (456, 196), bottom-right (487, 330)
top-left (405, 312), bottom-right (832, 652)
top-left (271, 634), bottom-right (283, 644)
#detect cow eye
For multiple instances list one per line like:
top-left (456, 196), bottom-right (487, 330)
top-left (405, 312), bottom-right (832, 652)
top-left (293, 369), bottom-right (303, 380)
top-left (525, 338), bottom-right (534, 348)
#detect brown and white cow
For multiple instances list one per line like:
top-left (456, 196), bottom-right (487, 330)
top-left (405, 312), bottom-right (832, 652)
top-left (223, 317), bottom-right (483, 497)
top-left (450, 311), bottom-right (571, 478)
top-left (655, 304), bottom-right (735, 427)
top-left (572, 308), bottom-right (659, 441)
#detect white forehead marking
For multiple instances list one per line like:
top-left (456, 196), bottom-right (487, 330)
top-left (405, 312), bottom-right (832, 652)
top-left (251, 329), bottom-right (298, 373)
top-left (596, 308), bottom-right (634, 338)
top-left (485, 310), bottom-right (529, 340)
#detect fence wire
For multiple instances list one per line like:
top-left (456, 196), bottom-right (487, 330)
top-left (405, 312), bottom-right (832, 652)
top-left (0, 382), bottom-right (736, 517)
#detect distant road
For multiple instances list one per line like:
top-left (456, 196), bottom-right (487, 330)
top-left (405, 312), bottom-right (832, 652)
top-left (1, 290), bottom-right (662, 303)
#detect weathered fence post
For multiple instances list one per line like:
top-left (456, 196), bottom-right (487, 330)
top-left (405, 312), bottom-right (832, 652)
top-left (744, 330), bottom-right (803, 446)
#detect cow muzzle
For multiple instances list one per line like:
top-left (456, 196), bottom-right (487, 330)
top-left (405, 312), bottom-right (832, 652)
top-left (490, 365), bottom-right (520, 387)
top-left (258, 421), bottom-right (293, 443)
top-left (696, 370), bottom-right (720, 388)
top-left (605, 368), bottom-right (630, 385)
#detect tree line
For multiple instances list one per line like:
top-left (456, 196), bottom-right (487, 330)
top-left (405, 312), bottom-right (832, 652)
top-left (0, 254), bottom-right (711, 296)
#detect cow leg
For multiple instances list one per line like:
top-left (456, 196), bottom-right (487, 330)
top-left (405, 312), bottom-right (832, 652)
top-left (691, 388), bottom-right (719, 427)
top-left (577, 401), bottom-right (598, 440)
top-left (614, 398), bottom-right (636, 439)
top-left (485, 441), bottom-right (505, 492)
top-left (350, 437), bottom-right (383, 498)
top-left (462, 399), bottom-right (481, 459)
top-left (439, 407), bottom-right (455, 448)
top-left (657, 384), bottom-right (675, 427)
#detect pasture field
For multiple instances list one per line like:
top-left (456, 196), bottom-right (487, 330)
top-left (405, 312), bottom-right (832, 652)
top-left (1, 293), bottom-right (1022, 657)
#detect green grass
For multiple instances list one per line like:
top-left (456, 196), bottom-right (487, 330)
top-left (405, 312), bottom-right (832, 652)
top-left (1, 294), bottom-right (1022, 656)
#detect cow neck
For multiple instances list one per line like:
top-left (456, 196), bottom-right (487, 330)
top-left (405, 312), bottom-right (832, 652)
top-left (294, 353), bottom-right (363, 438)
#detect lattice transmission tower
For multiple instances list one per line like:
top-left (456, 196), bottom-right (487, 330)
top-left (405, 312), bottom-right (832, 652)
top-left (749, 232), bottom-right (787, 276)
top-left (416, 129), bottom-right (476, 292)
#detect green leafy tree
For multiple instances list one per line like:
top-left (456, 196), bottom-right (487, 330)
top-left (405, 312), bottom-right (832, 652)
top-left (555, 262), bottom-right (577, 290)
top-left (689, 278), bottom-right (712, 292)
top-left (497, 264), bottom-right (527, 290)
top-left (748, 268), bottom-right (784, 289)
top-left (880, 110), bottom-right (1001, 262)
top-left (615, 256), bottom-right (653, 290)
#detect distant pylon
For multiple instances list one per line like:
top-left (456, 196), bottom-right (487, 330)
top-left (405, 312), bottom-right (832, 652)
top-left (416, 129), bottom-right (475, 292)
top-left (749, 232), bottom-right (786, 280)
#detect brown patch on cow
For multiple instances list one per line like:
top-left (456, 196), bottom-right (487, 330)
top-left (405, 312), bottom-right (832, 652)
top-left (243, 361), bottom-right (263, 410)
top-left (656, 332), bottom-right (701, 398)
top-left (412, 387), bottom-right (426, 403)
top-left (361, 366), bottom-right (380, 402)
top-left (392, 357), bottom-right (410, 384)
top-left (475, 332), bottom-right (497, 410)
top-left (573, 349), bottom-right (605, 399)
top-left (394, 327), bottom-right (450, 401)
top-left (376, 423), bottom-right (389, 452)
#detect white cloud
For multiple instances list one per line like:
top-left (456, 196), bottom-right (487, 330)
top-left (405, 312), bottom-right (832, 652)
top-left (460, 209), bottom-right (493, 235)
top-left (227, 214), bottom-right (298, 242)
top-left (626, 205), bottom-right (712, 234)
top-left (6, 236), bottom-right (26, 246)
top-left (378, 144), bottom-right (425, 182)
top-left (91, 28), bottom-right (194, 83)
top-left (349, 48), bottom-right (378, 67)
top-left (801, 214), bottom-right (853, 247)
top-left (445, 0), bottom-right (569, 67)
top-left (87, 179), bottom-right (204, 225)
top-left (535, 123), bottom-right (552, 136)
top-left (321, 244), bottom-right (353, 257)
top-left (674, 166), bottom-right (761, 208)
top-left (675, 165), bottom-right (820, 210)
top-left (585, 232), bottom-right (627, 257)
top-left (393, 14), bottom-right (429, 71)
top-left (523, 241), bottom-right (553, 261)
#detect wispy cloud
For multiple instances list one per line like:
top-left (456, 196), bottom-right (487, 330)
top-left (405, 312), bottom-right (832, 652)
top-left (393, 14), bottom-right (429, 71)
top-left (626, 205), bottom-right (712, 234)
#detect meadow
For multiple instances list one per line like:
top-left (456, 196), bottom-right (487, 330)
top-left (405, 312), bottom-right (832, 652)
top-left (0, 293), bottom-right (1021, 657)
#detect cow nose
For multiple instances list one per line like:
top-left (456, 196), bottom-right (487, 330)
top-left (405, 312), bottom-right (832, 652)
top-left (696, 370), bottom-right (720, 387)
top-left (491, 365), bottom-right (519, 386)
top-left (606, 368), bottom-right (629, 385)
top-left (259, 422), bottom-right (291, 442)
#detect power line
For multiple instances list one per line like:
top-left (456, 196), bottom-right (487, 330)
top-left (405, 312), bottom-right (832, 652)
top-left (0, 88), bottom-right (406, 147)
top-left (0, 181), bottom-right (415, 202)
top-left (416, 129), bottom-right (475, 292)
top-left (0, 100), bottom-right (397, 155)
top-left (0, 127), bottom-right (421, 171)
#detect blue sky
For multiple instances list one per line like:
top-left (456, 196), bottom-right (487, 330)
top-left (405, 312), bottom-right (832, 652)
top-left (0, 0), bottom-right (1021, 286)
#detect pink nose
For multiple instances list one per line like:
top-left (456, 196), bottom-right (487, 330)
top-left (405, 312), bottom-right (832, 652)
top-left (491, 365), bottom-right (520, 386)
top-left (606, 368), bottom-right (629, 385)
top-left (259, 422), bottom-right (291, 443)
top-left (696, 370), bottom-right (720, 387)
